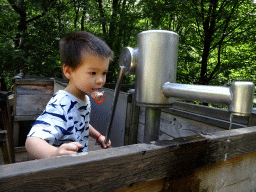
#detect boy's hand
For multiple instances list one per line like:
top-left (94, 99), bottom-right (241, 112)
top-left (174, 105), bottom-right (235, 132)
top-left (55, 142), bottom-right (83, 156)
top-left (97, 135), bottom-right (111, 149)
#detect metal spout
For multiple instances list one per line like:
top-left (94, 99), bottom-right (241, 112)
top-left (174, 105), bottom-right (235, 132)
top-left (229, 81), bottom-right (255, 116)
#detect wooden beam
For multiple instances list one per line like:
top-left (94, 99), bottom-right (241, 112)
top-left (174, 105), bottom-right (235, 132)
top-left (1, 127), bottom-right (256, 191)
top-left (14, 79), bottom-right (54, 86)
top-left (164, 101), bottom-right (250, 126)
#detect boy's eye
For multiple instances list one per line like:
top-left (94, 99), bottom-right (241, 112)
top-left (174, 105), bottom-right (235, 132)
top-left (90, 72), bottom-right (96, 75)
top-left (103, 72), bottom-right (107, 76)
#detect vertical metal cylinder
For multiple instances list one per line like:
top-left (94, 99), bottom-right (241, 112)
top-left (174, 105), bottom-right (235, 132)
top-left (136, 30), bottom-right (179, 107)
top-left (229, 82), bottom-right (255, 116)
top-left (144, 108), bottom-right (161, 143)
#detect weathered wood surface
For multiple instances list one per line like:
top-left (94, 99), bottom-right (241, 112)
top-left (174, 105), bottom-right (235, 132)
top-left (15, 85), bottom-right (53, 116)
top-left (168, 102), bottom-right (250, 126)
top-left (0, 91), bottom-right (15, 163)
top-left (14, 79), bottom-right (54, 86)
top-left (117, 151), bottom-right (256, 192)
top-left (16, 85), bottom-right (53, 95)
top-left (137, 107), bottom-right (226, 143)
top-left (124, 90), bottom-right (140, 145)
top-left (14, 115), bottom-right (39, 121)
top-left (16, 95), bottom-right (52, 116)
top-left (1, 127), bottom-right (256, 191)
top-left (12, 77), bottom-right (54, 147)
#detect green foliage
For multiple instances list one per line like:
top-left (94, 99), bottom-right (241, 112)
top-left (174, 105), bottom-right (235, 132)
top-left (0, 0), bottom-right (256, 98)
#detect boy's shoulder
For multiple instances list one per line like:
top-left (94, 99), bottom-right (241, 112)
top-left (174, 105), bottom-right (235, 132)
top-left (49, 90), bottom-right (72, 105)
top-left (48, 90), bottom-right (90, 110)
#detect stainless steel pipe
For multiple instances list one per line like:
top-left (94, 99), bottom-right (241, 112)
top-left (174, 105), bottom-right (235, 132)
top-left (162, 81), bottom-right (255, 116)
top-left (162, 82), bottom-right (232, 105)
top-left (144, 108), bottom-right (161, 143)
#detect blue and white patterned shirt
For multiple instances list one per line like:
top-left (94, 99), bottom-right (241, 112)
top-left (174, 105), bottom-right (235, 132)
top-left (27, 90), bottom-right (91, 153)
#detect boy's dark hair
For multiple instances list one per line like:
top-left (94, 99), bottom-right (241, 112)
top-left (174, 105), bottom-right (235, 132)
top-left (60, 31), bottom-right (114, 69)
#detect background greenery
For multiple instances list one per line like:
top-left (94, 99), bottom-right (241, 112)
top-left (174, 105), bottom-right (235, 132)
top-left (1, 0), bottom-right (256, 95)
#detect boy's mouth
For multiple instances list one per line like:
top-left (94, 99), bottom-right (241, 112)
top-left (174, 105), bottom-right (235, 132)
top-left (92, 88), bottom-right (101, 92)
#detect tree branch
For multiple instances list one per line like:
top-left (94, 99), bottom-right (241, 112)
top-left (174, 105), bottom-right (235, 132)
top-left (210, 1), bottom-right (239, 51)
top-left (26, 12), bottom-right (47, 23)
top-left (7, 0), bottom-right (26, 17)
top-left (97, 0), bottom-right (106, 35)
top-left (208, 40), bottom-right (222, 82)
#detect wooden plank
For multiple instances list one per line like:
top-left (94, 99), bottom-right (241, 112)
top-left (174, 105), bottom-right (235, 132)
top-left (124, 92), bottom-right (140, 145)
top-left (16, 95), bottom-right (51, 107)
top-left (15, 93), bottom-right (51, 116)
top-left (167, 101), bottom-right (250, 125)
top-left (14, 115), bottom-right (38, 121)
top-left (15, 104), bottom-right (46, 116)
top-left (16, 85), bottom-right (53, 95)
top-left (162, 107), bottom-right (246, 129)
top-left (0, 98), bottom-right (15, 163)
top-left (13, 122), bottom-right (19, 147)
top-left (14, 146), bottom-right (27, 153)
top-left (15, 79), bottom-right (54, 86)
top-left (1, 127), bottom-right (256, 191)
top-left (137, 107), bottom-right (226, 143)
top-left (117, 151), bottom-right (256, 192)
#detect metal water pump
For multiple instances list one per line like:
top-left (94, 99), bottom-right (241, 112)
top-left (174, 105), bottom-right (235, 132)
top-left (117, 30), bottom-right (255, 143)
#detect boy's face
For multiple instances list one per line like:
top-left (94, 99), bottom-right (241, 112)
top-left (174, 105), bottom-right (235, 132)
top-left (63, 56), bottom-right (109, 100)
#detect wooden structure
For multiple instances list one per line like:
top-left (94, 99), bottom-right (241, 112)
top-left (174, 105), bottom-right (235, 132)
top-left (1, 75), bottom-right (256, 191)
top-left (1, 126), bottom-right (256, 191)
top-left (0, 91), bottom-right (14, 164)
top-left (12, 73), bottom-right (54, 147)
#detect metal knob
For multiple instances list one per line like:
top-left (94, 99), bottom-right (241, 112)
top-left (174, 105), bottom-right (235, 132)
top-left (119, 47), bottom-right (138, 75)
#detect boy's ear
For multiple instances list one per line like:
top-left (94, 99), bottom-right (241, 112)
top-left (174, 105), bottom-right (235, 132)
top-left (62, 64), bottom-right (72, 80)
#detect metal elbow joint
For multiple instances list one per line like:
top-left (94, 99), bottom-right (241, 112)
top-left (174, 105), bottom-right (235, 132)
top-left (229, 82), bottom-right (255, 116)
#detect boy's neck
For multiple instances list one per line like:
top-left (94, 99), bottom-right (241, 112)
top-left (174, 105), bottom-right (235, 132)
top-left (64, 85), bottom-right (87, 101)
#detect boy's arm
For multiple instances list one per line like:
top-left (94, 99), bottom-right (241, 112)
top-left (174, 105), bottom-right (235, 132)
top-left (89, 124), bottom-right (111, 148)
top-left (25, 136), bottom-right (82, 159)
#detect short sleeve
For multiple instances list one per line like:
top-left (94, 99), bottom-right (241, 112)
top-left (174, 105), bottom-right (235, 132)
top-left (27, 95), bottom-right (69, 145)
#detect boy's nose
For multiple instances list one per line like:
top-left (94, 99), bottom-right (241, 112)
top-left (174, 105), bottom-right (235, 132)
top-left (96, 76), bottom-right (104, 85)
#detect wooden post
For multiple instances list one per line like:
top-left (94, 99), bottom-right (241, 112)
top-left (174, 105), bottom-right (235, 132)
top-left (0, 91), bottom-right (15, 163)
top-left (124, 90), bottom-right (140, 145)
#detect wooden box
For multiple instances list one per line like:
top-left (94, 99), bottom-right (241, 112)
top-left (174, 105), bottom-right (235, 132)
top-left (12, 73), bottom-right (54, 146)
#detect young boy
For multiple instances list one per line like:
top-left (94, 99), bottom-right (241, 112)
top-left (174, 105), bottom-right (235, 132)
top-left (25, 31), bottom-right (113, 159)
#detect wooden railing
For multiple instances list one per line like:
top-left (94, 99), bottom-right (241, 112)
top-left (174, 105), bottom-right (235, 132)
top-left (1, 126), bottom-right (256, 191)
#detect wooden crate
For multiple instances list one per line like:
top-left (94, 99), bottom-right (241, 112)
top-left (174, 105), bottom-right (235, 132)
top-left (12, 73), bottom-right (54, 147)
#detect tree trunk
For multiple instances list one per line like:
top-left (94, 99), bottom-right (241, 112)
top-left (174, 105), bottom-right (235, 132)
top-left (73, 0), bottom-right (81, 30)
top-left (97, 0), bottom-right (106, 36)
top-left (8, 0), bottom-right (26, 49)
top-left (199, 0), bottom-right (218, 85)
top-left (108, 0), bottom-right (119, 49)
top-left (81, 6), bottom-right (86, 31)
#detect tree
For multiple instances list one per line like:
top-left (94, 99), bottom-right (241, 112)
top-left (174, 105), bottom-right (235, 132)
top-left (138, 0), bottom-right (256, 86)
